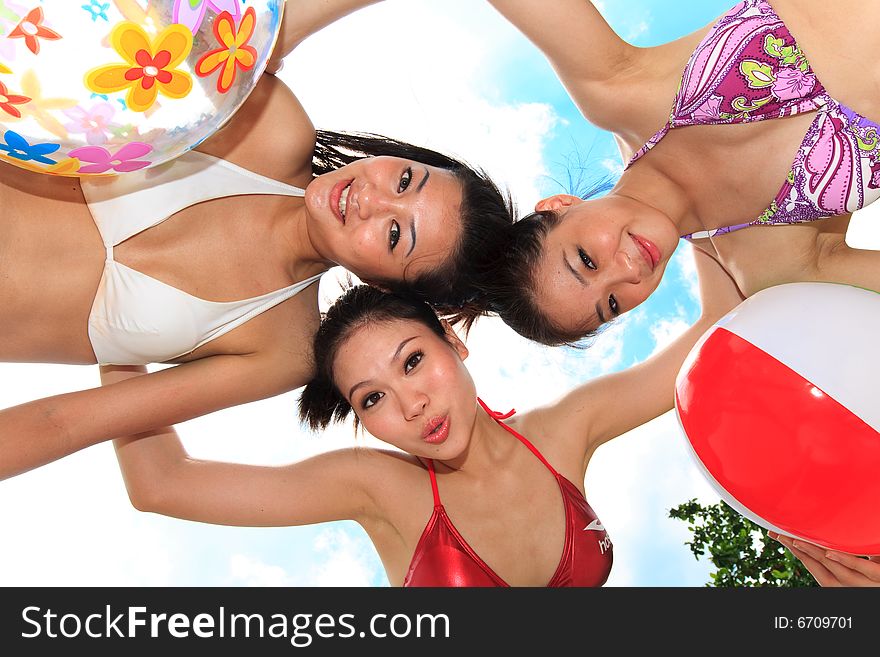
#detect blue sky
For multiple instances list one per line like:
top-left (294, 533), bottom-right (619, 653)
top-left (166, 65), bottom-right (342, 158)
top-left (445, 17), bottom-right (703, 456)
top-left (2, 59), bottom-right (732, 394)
top-left (2, 0), bottom-right (878, 589)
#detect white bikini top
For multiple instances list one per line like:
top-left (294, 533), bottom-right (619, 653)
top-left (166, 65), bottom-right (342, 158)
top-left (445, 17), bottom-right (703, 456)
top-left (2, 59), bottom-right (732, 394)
top-left (82, 151), bottom-right (322, 365)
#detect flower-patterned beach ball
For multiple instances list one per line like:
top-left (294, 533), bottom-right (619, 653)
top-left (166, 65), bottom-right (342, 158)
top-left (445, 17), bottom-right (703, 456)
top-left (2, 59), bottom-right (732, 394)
top-left (0, 0), bottom-right (283, 176)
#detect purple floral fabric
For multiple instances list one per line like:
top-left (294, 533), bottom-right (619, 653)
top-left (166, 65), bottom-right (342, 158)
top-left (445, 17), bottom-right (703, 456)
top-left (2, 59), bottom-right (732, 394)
top-left (626, 0), bottom-right (880, 238)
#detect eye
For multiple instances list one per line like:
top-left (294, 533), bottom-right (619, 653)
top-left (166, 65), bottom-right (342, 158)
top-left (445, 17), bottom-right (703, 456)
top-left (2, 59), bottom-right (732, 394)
top-left (398, 167), bottom-right (413, 193)
top-left (578, 247), bottom-right (597, 271)
top-left (609, 295), bottom-right (619, 316)
top-left (389, 220), bottom-right (401, 250)
top-left (362, 391), bottom-right (384, 410)
top-left (404, 351), bottom-right (423, 374)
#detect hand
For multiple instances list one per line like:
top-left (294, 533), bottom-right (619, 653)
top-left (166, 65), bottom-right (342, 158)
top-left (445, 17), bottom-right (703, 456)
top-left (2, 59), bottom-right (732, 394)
top-left (769, 531), bottom-right (880, 587)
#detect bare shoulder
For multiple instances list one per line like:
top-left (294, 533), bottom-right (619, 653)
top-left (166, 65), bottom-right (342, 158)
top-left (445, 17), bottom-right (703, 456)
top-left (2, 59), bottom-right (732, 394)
top-left (590, 25), bottom-right (711, 142)
top-left (196, 74), bottom-right (316, 185)
top-left (344, 448), bottom-right (429, 511)
top-left (504, 409), bottom-right (590, 486)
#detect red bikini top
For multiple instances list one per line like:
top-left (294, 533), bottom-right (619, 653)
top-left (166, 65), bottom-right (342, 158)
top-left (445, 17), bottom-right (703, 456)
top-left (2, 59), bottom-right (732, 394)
top-left (403, 399), bottom-right (613, 587)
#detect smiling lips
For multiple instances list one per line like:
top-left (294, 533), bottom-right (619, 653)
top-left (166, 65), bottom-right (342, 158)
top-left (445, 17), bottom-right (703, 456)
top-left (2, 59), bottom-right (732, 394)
top-left (422, 416), bottom-right (450, 444)
top-left (631, 234), bottom-right (660, 272)
top-left (330, 180), bottom-right (353, 225)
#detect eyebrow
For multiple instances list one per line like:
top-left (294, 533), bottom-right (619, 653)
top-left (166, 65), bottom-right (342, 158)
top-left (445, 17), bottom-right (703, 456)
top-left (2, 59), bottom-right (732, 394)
top-left (347, 336), bottom-right (418, 401)
top-left (416, 167), bottom-right (430, 192)
top-left (405, 169), bottom-right (430, 258)
top-left (564, 256), bottom-right (585, 286)
top-left (564, 252), bottom-right (605, 323)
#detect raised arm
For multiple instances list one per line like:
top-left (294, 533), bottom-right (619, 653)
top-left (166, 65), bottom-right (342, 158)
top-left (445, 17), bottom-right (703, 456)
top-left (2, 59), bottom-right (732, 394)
top-left (485, 0), bottom-right (638, 130)
top-left (532, 247), bottom-right (744, 464)
top-left (266, 0), bottom-right (384, 73)
top-left (0, 349), bottom-right (308, 482)
top-left (104, 365), bottom-right (378, 527)
top-left (813, 234), bottom-right (880, 293)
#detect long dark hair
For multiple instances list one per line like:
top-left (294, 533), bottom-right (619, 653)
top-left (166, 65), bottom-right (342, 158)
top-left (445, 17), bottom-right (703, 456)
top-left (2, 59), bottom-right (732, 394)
top-left (312, 130), bottom-right (516, 316)
top-left (483, 210), bottom-right (600, 346)
top-left (480, 170), bottom-right (617, 347)
top-left (298, 284), bottom-right (448, 432)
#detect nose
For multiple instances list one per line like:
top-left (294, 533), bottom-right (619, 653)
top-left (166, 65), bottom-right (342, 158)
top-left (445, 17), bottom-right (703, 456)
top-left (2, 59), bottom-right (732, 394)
top-left (612, 250), bottom-right (641, 284)
top-left (353, 184), bottom-right (398, 221)
top-left (402, 389), bottom-right (428, 421)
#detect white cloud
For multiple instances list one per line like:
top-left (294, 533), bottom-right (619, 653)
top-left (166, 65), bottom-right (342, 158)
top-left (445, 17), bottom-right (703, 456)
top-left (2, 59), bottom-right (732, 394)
top-left (674, 244), bottom-right (701, 306)
top-left (625, 20), bottom-right (651, 43)
top-left (847, 202), bottom-right (880, 249)
top-left (648, 316), bottom-right (691, 355)
top-left (279, 0), bottom-right (557, 214)
top-left (300, 526), bottom-right (385, 587)
top-left (601, 157), bottom-right (625, 178)
top-left (228, 554), bottom-right (297, 587)
top-left (586, 411), bottom-right (720, 586)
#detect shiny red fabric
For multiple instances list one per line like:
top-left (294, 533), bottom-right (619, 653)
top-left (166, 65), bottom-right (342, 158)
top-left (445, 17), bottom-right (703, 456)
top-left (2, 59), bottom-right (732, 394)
top-left (403, 400), bottom-right (613, 587)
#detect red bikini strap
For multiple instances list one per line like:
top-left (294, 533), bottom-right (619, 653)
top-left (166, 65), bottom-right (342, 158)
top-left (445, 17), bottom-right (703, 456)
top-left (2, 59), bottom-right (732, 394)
top-left (476, 397), bottom-right (559, 476)
top-left (477, 397), bottom-right (515, 420)
top-left (425, 458), bottom-right (442, 507)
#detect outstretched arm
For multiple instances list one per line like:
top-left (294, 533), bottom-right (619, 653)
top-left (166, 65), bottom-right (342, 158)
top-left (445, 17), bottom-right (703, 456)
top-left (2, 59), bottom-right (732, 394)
top-left (0, 350), bottom-right (307, 482)
top-left (770, 532), bottom-right (880, 587)
top-left (485, 0), bottom-right (638, 130)
top-left (532, 247), bottom-right (744, 464)
top-left (813, 234), bottom-right (880, 293)
top-left (266, 0), bottom-right (384, 73)
top-left (104, 365), bottom-right (378, 527)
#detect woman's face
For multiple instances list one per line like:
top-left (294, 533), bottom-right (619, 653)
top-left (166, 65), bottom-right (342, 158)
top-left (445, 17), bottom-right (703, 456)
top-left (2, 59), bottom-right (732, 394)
top-left (532, 194), bottom-right (679, 334)
top-left (332, 318), bottom-right (477, 460)
top-left (305, 156), bottom-right (463, 283)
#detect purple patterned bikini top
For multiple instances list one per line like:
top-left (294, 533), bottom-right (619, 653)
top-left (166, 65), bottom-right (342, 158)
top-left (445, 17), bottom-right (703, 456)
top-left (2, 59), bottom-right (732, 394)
top-left (626, 0), bottom-right (880, 240)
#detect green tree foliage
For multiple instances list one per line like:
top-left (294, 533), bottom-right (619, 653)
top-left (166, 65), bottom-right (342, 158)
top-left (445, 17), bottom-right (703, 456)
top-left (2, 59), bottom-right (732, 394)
top-left (669, 499), bottom-right (818, 587)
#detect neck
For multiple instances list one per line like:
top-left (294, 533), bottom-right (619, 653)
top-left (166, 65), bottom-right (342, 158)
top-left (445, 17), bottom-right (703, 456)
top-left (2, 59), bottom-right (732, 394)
top-left (432, 401), bottom-right (514, 475)
top-left (275, 199), bottom-right (334, 281)
top-left (615, 166), bottom-right (699, 235)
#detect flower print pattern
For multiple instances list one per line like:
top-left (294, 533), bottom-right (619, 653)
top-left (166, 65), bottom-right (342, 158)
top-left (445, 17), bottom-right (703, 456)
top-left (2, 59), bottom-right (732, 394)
top-left (628, 0), bottom-right (880, 239)
top-left (0, 1), bottom-right (30, 62)
top-left (4, 69), bottom-right (77, 139)
top-left (799, 107), bottom-right (880, 213)
top-left (771, 67), bottom-right (816, 102)
top-left (85, 21), bottom-right (193, 112)
top-left (0, 151), bottom-right (80, 175)
top-left (195, 7), bottom-right (257, 94)
top-left (691, 94), bottom-right (722, 123)
top-left (68, 141), bottom-right (153, 173)
top-left (81, 1), bottom-right (110, 23)
top-left (8, 7), bottom-right (61, 55)
top-left (0, 128), bottom-right (59, 163)
top-left (62, 101), bottom-right (118, 145)
top-left (0, 78), bottom-right (29, 117)
top-left (173, 0), bottom-right (241, 35)
top-left (869, 161), bottom-right (880, 191)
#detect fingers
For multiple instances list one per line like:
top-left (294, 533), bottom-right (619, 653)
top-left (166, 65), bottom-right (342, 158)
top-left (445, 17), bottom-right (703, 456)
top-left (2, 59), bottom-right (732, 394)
top-left (771, 533), bottom-right (880, 587)
top-left (773, 534), bottom-right (841, 587)
top-left (824, 550), bottom-right (880, 586)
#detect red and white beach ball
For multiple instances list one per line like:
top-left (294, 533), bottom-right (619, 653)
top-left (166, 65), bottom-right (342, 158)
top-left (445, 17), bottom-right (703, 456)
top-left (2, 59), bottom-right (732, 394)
top-left (675, 282), bottom-right (880, 555)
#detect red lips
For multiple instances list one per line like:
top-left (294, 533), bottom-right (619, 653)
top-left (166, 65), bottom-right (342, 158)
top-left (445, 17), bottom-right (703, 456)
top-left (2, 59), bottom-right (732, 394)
top-left (422, 416), bottom-right (450, 444)
top-left (631, 234), bottom-right (660, 271)
top-left (329, 179), bottom-right (352, 225)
